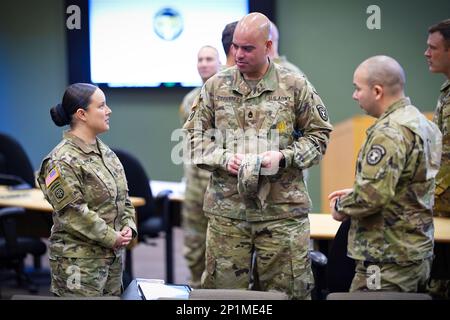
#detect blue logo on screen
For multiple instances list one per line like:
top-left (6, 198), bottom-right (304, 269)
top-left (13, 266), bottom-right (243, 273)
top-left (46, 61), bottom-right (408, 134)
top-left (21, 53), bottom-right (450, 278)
top-left (153, 8), bottom-right (183, 41)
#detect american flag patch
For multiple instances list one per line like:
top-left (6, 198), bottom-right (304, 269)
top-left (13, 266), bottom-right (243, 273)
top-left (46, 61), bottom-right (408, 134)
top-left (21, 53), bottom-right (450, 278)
top-left (45, 167), bottom-right (60, 187)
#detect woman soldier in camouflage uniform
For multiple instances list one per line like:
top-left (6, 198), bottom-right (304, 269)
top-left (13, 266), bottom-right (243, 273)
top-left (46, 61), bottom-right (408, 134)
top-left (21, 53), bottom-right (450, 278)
top-left (37, 83), bottom-right (137, 297)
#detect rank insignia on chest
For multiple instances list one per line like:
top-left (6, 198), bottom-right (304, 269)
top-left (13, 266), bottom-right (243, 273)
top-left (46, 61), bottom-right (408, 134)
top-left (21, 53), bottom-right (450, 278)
top-left (45, 167), bottom-right (60, 187)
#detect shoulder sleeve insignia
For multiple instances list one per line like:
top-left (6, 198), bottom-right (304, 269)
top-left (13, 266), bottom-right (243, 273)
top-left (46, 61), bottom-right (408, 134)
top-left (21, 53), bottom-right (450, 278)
top-left (45, 167), bottom-right (60, 187)
top-left (366, 144), bottom-right (386, 166)
top-left (316, 105), bottom-right (329, 122)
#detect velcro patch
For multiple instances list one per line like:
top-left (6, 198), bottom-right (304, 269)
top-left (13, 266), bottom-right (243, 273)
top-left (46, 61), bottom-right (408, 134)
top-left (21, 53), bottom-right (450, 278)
top-left (187, 110), bottom-right (196, 121)
top-left (45, 167), bottom-right (60, 187)
top-left (49, 181), bottom-right (66, 203)
top-left (366, 144), bottom-right (386, 166)
top-left (316, 105), bottom-right (328, 121)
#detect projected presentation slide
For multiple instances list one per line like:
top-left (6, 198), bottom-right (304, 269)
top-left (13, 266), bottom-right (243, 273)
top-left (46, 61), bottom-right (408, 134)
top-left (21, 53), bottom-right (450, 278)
top-left (89, 0), bottom-right (248, 87)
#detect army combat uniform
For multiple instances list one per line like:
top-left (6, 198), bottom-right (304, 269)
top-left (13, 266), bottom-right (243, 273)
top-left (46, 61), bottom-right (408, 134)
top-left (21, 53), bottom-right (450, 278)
top-left (37, 131), bottom-right (137, 297)
top-left (428, 80), bottom-right (450, 299)
top-left (183, 61), bottom-right (332, 299)
top-left (179, 87), bottom-right (210, 288)
top-left (433, 80), bottom-right (450, 216)
top-left (272, 56), bottom-right (305, 77)
top-left (335, 98), bottom-right (442, 292)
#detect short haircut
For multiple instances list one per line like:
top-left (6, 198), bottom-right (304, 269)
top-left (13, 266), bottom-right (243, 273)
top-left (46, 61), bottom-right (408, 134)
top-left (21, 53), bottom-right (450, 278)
top-left (360, 55), bottom-right (406, 96)
top-left (428, 19), bottom-right (450, 49)
top-left (221, 21), bottom-right (238, 56)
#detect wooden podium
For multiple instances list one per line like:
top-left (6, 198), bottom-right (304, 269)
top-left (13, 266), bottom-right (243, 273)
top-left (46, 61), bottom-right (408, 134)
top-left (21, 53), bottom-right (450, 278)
top-left (321, 112), bottom-right (434, 213)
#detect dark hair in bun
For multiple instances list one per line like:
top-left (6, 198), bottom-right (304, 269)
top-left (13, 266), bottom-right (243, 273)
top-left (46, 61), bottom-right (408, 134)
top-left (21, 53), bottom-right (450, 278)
top-left (50, 83), bottom-right (98, 127)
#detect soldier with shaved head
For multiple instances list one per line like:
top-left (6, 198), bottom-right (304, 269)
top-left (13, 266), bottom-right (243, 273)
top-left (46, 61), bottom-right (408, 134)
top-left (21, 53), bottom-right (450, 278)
top-left (329, 56), bottom-right (442, 293)
top-left (268, 21), bottom-right (305, 76)
top-left (184, 12), bottom-right (332, 299)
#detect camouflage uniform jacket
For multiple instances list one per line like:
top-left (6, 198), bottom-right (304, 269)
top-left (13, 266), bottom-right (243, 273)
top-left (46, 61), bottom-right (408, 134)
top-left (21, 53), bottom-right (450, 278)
top-left (180, 87), bottom-right (211, 187)
top-left (183, 61), bottom-right (333, 221)
top-left (272, 56), bottom-right (305, 77)
top-left (433, 80), bottom-right (450, 216)
top-left (336, 98), bottom-right (442, 263)
top-left (37, 131), bottom-right (137, 258)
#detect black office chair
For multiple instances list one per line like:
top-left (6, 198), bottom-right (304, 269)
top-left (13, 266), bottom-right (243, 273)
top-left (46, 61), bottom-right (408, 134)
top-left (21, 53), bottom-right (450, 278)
top-left (0, 207), bottom-right (47, 295)
top-left (0, 133), bottom-right (48, 272)
top-left (0, 133), bottom-right (36, 188)
top-left (111, 148), bottom-right (173, 284)
top-left (325, 218), bottom-right (355, 293)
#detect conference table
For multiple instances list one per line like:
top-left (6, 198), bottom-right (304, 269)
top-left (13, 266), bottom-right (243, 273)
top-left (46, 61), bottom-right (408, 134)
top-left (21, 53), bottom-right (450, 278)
top-left (0, 186), bottom-right (145, 212)
top-left (0, 186), bottom-right (146, 279)
top-left (0, 185), bottom-right (145, 241)
top-left (150, 180), bottom-right (450, 243)
top-left (2, 183), bottom-right (449, 285)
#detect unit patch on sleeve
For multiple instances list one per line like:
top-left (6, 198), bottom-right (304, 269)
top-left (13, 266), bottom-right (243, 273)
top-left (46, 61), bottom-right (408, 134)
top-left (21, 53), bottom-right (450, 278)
top-left (366, 144), bottom-right (386, 166)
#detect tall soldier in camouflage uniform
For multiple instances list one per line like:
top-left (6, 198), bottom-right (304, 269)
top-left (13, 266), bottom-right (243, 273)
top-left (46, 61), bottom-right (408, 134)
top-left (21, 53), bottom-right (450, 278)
top-left (37, 83), bottom-right (137, 297)
top-left (425, 18), bottom-right (450, 299)
top-left (329, 56), bottom-right (442, 292)
top-left (179, 46), bottom-right (221, 288)
top-left (183, 13), bottom-right (332, 299)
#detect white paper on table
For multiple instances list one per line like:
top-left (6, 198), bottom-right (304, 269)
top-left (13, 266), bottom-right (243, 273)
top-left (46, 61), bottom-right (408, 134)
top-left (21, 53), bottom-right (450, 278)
top-left (137, 281), bottom-right (190, 300)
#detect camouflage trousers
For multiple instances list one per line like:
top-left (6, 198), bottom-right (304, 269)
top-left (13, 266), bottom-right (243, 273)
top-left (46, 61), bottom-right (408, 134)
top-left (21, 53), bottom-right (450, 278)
top-left (182, 176), bottom-right (209, 288)
top-left (48, 255), bottom-right (123, 297)
top-left (350, 259), bottom-right (431, 292)
top-left (201, 215), bottom-right (314, 299)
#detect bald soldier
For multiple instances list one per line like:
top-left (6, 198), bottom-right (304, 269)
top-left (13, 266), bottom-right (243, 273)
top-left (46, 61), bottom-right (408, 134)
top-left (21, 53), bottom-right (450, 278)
top-left (329, 56), bottom-right (442, 292)
top-left (269, 21), bottom-right (305, 76)
top-left (179, 45), bottom-right (221, 288)
top-left (183, 13), bottom-right (332, 299)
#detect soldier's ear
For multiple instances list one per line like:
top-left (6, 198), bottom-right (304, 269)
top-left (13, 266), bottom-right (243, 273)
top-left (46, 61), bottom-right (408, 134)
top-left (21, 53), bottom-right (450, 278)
top-left (265, 40), bottom-right (273, 52)
top-left (373, 85), bottom-right (383, 100)
top-left (74, 108), bottom-right (88, 122)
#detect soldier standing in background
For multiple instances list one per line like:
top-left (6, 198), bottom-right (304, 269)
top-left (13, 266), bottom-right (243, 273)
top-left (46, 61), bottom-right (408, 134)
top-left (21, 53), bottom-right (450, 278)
top-left (329, 56), bottom-right (442, 292)
top-left (269, 21), bottom-right (305, 76)
top-left (184, 12), bottom-right (332, 299)
top-left (179, 46), bottom-right (221, 288)
top-left (221, 21), bottom-right (238, 68)
top-left (424, 18), bottom-right (450, 299)
top-left (38, 83), bottom-right (137, 296)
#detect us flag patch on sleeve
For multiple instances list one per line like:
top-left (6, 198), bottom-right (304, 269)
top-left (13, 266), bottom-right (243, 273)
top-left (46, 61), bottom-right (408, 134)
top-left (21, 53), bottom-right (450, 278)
top-left (45, 167), bottom-right (60, 187)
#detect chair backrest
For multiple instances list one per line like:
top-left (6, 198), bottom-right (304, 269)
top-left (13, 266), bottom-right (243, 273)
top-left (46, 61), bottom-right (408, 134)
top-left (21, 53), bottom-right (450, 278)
top-left (326, 291), bottom-right (432, 300)
top-left (326, 218), bottom-right (355, 293)
top-left (111, 148), bottom-right (156, 222)
top-left (0, 133), bottom-right (35, 187)
top-left (188, 289), bottom-right (289, 300)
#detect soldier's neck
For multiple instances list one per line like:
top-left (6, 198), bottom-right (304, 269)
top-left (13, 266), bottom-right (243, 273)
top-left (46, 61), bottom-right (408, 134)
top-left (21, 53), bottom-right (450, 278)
top-left (69, 127), bottom-right (97, 145)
